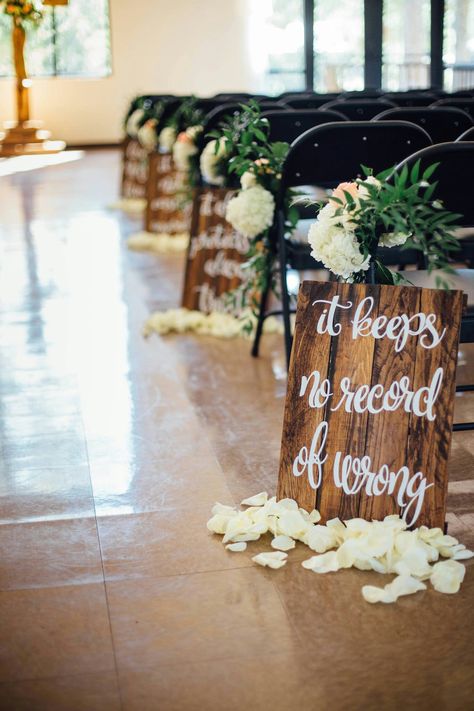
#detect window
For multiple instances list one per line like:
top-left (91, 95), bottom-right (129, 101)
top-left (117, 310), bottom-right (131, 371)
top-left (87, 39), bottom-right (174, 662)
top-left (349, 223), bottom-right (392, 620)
top-left (248, 0), bottom-right (305, 95)
top-left (382, 0), bottom-right (430, 90)
top-left (313, 0), bottom-right (365, 93)
top-left (0, 0), bottom-right (111, 78)
top-left (444, 0), bottom-right (474, 90)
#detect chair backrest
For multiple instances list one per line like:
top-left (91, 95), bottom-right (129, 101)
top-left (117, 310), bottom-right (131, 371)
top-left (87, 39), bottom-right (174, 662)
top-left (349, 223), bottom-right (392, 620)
top-left (432, 98), bottom-right (474, 120)
top-left (449, 89), bottom-right (474, 98)
top-left (258, 100), bottom-right (289, 111)
top-left (383, 92), bottom-right (437, 107)
top-left (456, 126), bottom-right (474, 142)
top-left (391, 142), bottom-right (474, 226)
top-left (281, 95), bottom-right (340, 110)
top-left (194, 98), bottom-right (226, 114)
top-left (280, 121), bottom-right (431, 191)
top-left (321, 99), bottom-right (396, 120)
top-left (373, 107), bottom-right (473, 143)
top-left (262, 109), bottom-right (347, 143)
top-left (340, 89), bottom-right (384, 99)
top-left (203, 103), bottom-right (242, 137)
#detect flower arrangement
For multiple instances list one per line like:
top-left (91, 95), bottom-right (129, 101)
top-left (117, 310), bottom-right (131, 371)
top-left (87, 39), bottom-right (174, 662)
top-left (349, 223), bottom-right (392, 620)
top-left (308, 163), bottom-right (461, 288)
top-left (2, 0), bottom-right (43, 24)
top-left (209, 102), bottom-right (298, 329)
top-left (172, 124), bottom-right (203, 173)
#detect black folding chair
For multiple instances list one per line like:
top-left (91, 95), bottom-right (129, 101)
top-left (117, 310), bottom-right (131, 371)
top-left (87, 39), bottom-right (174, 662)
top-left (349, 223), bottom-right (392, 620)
top-left (251, 121), bottom-right (432, 365)
top-left (384, 92), bottom-right (437, 107)
top-left (340, 89), bottom-right (384, 99)
top-left (320, 99), bottom-right (396, 120)
top-left (432, 98), bottom-right (474, 121)
top-left (203, 103), bottom-right (242, 137)
top-left (456, 126), bottom-right (474, 141)
top-left (386, 142), bottom-right (474, 431)
top-left (373, 107), bottom-right (473, 144)
top-left (262, 109), bottom-right (348, 143)
top-left (281, 95), bottom-right (341, 110)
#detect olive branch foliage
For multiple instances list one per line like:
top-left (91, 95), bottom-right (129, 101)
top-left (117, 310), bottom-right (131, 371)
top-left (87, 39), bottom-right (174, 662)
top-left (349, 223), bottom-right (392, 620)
top-left (328, 162), bottom-right (461, 289)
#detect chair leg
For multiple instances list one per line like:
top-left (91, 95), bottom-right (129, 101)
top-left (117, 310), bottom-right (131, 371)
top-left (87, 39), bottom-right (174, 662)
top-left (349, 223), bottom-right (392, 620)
top-left (251, 278), bottom-right (271, 358)
top-left (278, 233), bottom-right (292, 370)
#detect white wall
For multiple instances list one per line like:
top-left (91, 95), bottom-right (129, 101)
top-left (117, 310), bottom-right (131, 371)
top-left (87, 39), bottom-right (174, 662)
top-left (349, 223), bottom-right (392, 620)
top-left (0, 0), bottom-right (259, 145)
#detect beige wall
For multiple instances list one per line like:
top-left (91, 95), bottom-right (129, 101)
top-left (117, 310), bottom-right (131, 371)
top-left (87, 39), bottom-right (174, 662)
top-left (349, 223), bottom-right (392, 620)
top-left (0, 0), bottom-right (258, 145)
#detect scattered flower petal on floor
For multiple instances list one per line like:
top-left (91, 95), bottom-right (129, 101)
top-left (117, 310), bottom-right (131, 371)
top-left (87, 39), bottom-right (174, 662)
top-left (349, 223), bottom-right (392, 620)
top-left (127, 231), bottom-right (189, 254)
top-left (206, 495), bottom-right (471, 603)
top-left (226, 542), bottom-right (247, 552)
top-left (252, 551), bottom-right (288, 569)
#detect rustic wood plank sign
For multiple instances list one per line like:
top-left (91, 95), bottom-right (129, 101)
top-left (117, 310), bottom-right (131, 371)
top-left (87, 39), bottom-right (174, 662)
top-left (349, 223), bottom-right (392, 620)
top-left (277, 281), bottom-right (464, 528)
top-left (145, 153), bottom-right (193, 235)
top-left (121, 138), bottom-right (149, 199)
top-left (182, 187), bottom-right (250, 314)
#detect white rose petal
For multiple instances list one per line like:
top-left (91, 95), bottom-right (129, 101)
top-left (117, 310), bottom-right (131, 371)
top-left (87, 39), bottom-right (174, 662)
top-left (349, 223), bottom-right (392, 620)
top-left (306, 525), bottom-right (338, 553)
top-left (277, 510), bottom-right (310, 540)
top-left (252, 551), bottom-right (288, 569)
top-left (211, 503), bottom-right (238, 517)
top-left (271, 535), bottom-right (296, 552)
top-left (430, 560), bottom-right (466, 594)
top-left (226, 542), bottom-right (247, 552)
top-left (362, 575), bottom-right (426, 604)
top-left (302, 551), bottom-right (340, 574)
top-left (241, 492), bottom-right (268, 507)
top-left (207, 514), bottom-right (232, 535)
top-left (277, 498), bottom-right (299, 511)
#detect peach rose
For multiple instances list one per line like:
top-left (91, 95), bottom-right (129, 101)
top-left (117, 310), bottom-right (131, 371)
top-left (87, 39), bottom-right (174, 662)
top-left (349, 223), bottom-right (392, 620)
top-left (330, 181), bottom-right (359, 206)
top-left (177, 131), bottom-right (193, 144)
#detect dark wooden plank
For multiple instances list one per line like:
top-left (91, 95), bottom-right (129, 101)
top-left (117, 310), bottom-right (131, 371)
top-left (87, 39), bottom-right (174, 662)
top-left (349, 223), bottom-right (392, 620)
top-left (277, 281), bottom-right (336, 511)
top-left (181, 187), bottom-right (250, 314)
top-left (121, 138), bottom-right (149, 199)
top-left (316, 282), bottom-right (378, 522)
top-left (405, 287), bottom-right (464, 528)
top-left (359, 285), bottom-right (420, 522)
top-left (145, 154), bottom-right (193, 235)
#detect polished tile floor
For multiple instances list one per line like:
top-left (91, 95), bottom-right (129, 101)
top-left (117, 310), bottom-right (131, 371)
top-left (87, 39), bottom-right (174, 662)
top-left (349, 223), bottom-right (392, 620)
top-left (1, 149), bottom-right (473, 710)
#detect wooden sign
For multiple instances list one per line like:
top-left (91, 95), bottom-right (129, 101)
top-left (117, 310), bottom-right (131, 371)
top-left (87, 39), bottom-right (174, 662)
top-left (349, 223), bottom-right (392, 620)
top-left (182, 188), bottom-right (250, 314)
top-left (277, 281), bottom-right (464, 528)
top-left (121, 138), bottom-right (149, 199)
top-left (145, 153), bottom-right (193, 235)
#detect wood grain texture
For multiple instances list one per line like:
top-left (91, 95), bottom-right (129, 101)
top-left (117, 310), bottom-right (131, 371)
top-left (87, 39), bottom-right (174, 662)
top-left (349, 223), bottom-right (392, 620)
top-left (181, 188), bottom-right (249, 314)
top-left (145, 153), bottom-right (193, 235)
top-left (277, 280), bottom-right (464, 528)
top-left (317, 282), bottom-right (379, 522)
top-left (277, 282), bottom-right (334, 511)
top-left (405, 287), bottom-right (464, 528)
top-left (121, 138), bottom-right (149, 199)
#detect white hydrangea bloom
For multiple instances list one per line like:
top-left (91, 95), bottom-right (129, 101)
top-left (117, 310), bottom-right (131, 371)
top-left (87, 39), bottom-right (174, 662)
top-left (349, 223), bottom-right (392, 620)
top-left (137, 119), bottom-right (158, 152)
top-left (159, 126), bottom-right (177, 153)
top-left (308, 218), bottom-right (370, 280)
top-left (225, 186), bottom-right (275, 239)
top-left (126, 109), bottom-right (145, 138)
top-left (200, 139), bottom-right (227, 186)
top-left (240, 171), bottom-right (257, 190)
top-left (172, 138), bottom-right (198, 172)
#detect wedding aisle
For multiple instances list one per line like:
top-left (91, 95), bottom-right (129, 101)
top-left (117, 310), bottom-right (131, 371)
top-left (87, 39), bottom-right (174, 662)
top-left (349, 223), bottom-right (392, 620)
top-left (1, 149), bottom-right (474, 710)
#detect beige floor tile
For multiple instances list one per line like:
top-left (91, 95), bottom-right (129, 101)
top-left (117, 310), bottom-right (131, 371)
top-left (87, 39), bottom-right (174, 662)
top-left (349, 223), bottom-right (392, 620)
top-left (106, 568), bottom-right (300, 670)
top-left (0, 584), bottom-right (115, 682)
top-left (0, 518), bottom-right (103, 590)
top-left (0, 672), bottom-right (121, 711)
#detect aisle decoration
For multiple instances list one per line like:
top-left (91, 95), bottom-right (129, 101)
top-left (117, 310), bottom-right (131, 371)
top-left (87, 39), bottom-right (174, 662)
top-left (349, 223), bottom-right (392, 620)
top-left (143, 308), bottom-right (283, 339)
top-left (307, 163), bottom-right (460, 287)
top-left (221, 104), bottom-right (299, 332)
top-left (127, 97), bottom-right (204, 253)
top-left (146, 103), bottom-right (289, 339)
top-left (207, 494), bottom-right (473, 603)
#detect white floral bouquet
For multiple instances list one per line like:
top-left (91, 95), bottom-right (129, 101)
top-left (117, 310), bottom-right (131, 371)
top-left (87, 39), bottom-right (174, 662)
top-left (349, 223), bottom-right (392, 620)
top-left (307, 163), bottom-right (461, 287)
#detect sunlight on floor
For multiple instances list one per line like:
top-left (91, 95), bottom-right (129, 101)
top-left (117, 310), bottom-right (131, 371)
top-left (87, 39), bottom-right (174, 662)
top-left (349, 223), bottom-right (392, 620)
top-left (0, 150), bottom-right (84, 177)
